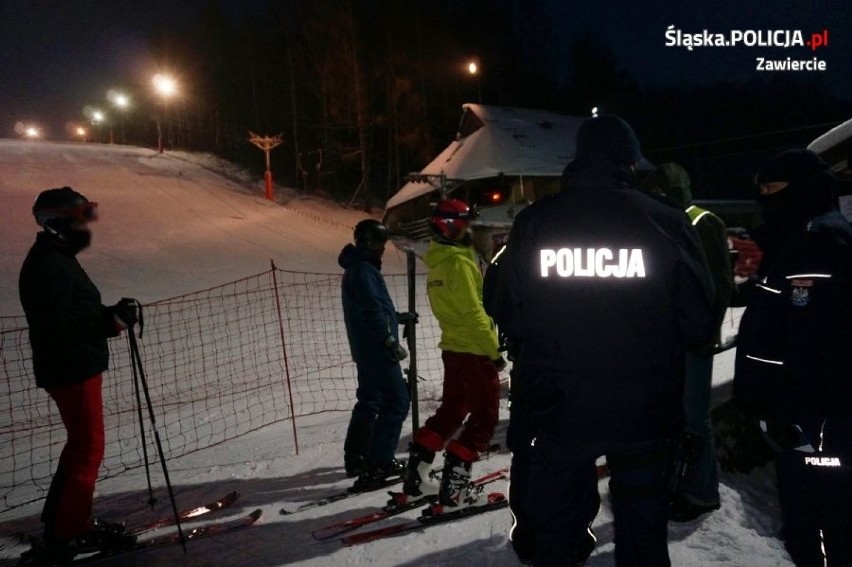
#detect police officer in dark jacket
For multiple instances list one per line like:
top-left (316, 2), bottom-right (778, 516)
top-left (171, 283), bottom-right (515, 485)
top-left (495, 116), bottom-right (715, 566)
top-left (19, 187), bottom-right (137, 557)
top-left (339, 219), bottom-right (412, 489)
top-left (734, 149), bottom-right (852, 566)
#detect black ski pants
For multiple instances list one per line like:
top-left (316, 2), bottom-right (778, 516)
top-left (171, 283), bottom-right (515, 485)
top-left (525, 433), bottom-right (671, 567)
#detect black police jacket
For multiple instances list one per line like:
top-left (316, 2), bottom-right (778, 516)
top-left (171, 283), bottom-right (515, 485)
top-left (734, 211), bottom-right (852, 425)
top-left (495, 161), bottom-right (715, 442)
top-left (19, 232), bottom-right (118, 389)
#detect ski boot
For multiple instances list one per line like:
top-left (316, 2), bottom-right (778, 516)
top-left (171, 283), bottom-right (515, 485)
top-left (350, 458), bottom-right (406, 492)
top-left (399, 443), bottom-right (440, 504)
top-left (423, 445), bottom-right (479, 516)
top-left (344, 453), bottom-right (368, 479)
top-left (25, 526), bottom-right (136, 566)
top-left (90, 518), bottom-right (137, 549)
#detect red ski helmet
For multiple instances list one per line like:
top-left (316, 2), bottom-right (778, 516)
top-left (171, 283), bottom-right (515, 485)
top-left (430, 198), bottom-right (476, 240)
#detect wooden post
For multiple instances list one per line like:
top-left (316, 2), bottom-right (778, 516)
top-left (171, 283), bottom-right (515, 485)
top-left (270, 260), bottom-right (300, 455)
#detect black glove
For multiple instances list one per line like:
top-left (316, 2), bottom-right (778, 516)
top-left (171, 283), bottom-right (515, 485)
top-left (397, 311), bottom-right (419, 325)
top-left (112, 298), bottom-right (138, 329)
top-left (492, 356), bottom-right (507, 372)
top-left (383, 336), bottom-right (408, 362)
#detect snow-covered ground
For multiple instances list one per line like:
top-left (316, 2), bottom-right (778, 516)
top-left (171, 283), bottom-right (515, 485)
top-left (0, 140), bottom-right (791, 565)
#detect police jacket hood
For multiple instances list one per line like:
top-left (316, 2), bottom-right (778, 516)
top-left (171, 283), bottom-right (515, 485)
top-left (642, 163), bottom-right (693, 206)
top-left (494, 160), bottom-right (715, 443)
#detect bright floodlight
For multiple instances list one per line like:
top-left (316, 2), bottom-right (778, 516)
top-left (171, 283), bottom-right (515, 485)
top-left (468, 61), bottom-right (478, 75)
top-left (76, 127), bottom-right (86, 136)
top-left (25, 127), bottom-right (39, 138)
top-left (153, 74), bottom-right (177, 97)
top-left (92, 110), bottom-right (104, 123)
top-left (591, 106), bottom-right (599, 117)
top-left (115, 94), bottom-right (129, 108)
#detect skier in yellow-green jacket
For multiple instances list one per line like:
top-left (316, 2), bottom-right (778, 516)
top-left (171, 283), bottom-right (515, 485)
top-left (402, 198), bottom-right (505, 510)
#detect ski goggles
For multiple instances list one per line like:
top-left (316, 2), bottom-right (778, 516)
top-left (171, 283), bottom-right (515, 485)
top-left (36, 202), bottom-right (99, 224)
top-left (431, 204), bottom-right (480, 220)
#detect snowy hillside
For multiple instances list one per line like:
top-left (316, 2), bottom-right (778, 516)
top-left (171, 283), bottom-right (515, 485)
top-left (0, 140), bottom-right (408, 314)
top-left (0, 140), bottom-right (792, 566)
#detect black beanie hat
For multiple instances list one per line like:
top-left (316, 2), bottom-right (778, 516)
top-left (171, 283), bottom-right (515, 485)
top-left (756, 149), bottom-right (836, 226)
top-left (574, 115), bottom-right (643, 166)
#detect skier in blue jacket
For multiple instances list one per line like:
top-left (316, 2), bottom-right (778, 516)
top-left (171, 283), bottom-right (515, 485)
top-left (339, 219), bottom-right (414, 489)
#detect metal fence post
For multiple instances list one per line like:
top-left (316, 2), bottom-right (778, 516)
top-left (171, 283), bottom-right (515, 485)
top-left (406, 249), bottom-right (419, 433)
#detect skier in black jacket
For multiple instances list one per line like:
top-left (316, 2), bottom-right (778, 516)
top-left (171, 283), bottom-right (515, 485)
top-left (19, 187), bottom-right (138, 560)
top-left (733, 149), bottom-right (852, 566)
top-left (495, 116), bottom-right (715, 566)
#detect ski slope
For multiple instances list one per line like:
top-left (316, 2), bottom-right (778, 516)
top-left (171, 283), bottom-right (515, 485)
top-left (0, 140), bottom-right (791, 565)
top-left (0, 139), bottom-right (408, 314)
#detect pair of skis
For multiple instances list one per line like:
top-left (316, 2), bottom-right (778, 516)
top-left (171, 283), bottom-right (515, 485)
top-left (18, 491), bottom-right (260, 565)
top-left (279, 443), bottom-right (503, 516)
top-left (316, 462), bottom-right (609, 546)
top-left (309, 467), bottom-right (509, 545)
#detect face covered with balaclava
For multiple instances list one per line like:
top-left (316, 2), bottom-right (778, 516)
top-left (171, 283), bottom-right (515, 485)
top-left (753, 149), bottom-right (836, 263)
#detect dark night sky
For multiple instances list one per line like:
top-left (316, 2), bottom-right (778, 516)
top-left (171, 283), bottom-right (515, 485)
top-left (0, 0), bottom-right (850, 138)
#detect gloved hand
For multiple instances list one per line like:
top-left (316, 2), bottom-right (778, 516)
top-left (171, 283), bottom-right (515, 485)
top-left (492, 356), bottom-right (507, 372)
top-left (397, 311), bottom-right (419, 325)
top-left (384, 336), bottom-right (408, 362)
top-left (112, 298), bottom-right (138, 330)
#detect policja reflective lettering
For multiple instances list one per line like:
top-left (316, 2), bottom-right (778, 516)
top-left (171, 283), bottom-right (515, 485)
top-left (540, 248), bottom-right (646, 278)
top-left (804, 456), bottom-right (841, 467)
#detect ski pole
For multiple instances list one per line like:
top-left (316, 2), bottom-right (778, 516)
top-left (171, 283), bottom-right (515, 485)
top-left (128, 330), bottom-right (155, 508)
top-left (128, 303), bottom-right (187, 554)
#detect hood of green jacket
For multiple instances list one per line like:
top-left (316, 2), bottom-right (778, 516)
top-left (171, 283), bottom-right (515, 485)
top-left (643, 163), bottom-right (693, 206)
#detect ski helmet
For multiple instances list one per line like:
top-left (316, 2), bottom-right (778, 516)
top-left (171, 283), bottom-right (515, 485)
top-left (354, 219), bottom-right (389, 246)
top-left (430, 199), bottom-right (476, 240)
top-left (33, 187), bottom-right (97, 231)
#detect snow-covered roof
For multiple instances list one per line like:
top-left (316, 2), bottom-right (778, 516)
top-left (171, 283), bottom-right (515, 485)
top-left (386, 104), bottom-right (587, 210)
top-left (807, 117), bottom-right (852, 155)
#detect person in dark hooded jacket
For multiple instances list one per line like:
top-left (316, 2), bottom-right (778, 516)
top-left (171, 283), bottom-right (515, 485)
top-left (644, 163), bottom-right (733, 521)
top-left (734, 149), bottom-right (852, 566)
top-left (495, 116), bottom-right (715, 566)
top-left (339, 219), bottom-right (413, 489)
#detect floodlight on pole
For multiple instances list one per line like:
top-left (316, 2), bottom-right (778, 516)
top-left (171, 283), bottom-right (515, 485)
top-left (76, 126), bottom-right (87, 143)
top-left (90, 110), bottom-right (105, 143)
top-left (591, 106), bottom-right (599, 117)
top-left (25, 126), bottom-right (39, 139)
top-left (153, 74), bottom-right (178, 153)
top-left (248, 131), bottom-right (284, 201)
top-left (466, 59), bottom-right (482, 103)
top-left (109, 91), bottom-right (130, 143)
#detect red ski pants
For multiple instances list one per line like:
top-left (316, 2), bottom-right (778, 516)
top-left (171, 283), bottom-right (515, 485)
top-left (43, 375), bottom-right (105, 540)
top-left (415, 351), bottom-right (500, 461)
